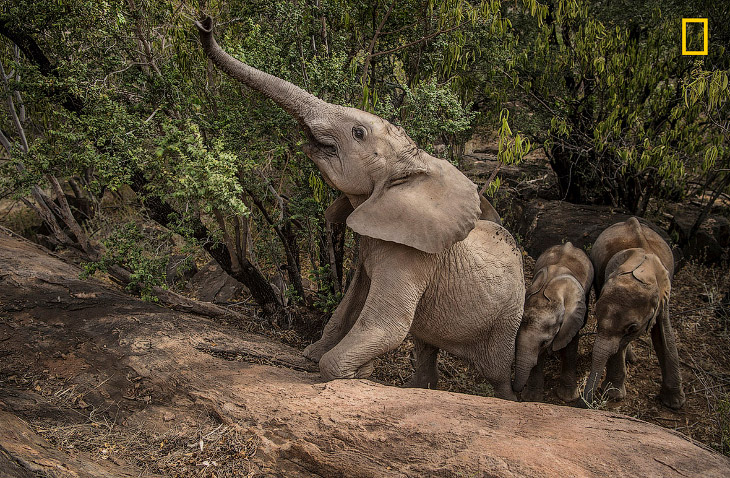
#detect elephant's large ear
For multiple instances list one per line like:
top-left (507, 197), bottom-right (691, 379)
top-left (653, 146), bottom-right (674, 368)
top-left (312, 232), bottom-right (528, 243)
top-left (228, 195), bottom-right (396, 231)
top-left (346, 154), bottom-right (480, 253)
top-left (325, 194), bottom-right (354, 224)
top-left (548, 275), bottom-right (587, 351)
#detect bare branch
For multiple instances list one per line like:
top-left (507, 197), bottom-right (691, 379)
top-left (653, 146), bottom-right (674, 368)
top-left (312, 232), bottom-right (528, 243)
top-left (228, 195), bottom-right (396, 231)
top-left (362, 0), bottom-right (396, 86)
top-left (47, 175), bottom-right (96, 257)
top-left (22, 195), bottom-right (73, 245)
top-left (369, 21), bottom-right (466, 59)
top-left (0, 127), bottom-right (11, 153)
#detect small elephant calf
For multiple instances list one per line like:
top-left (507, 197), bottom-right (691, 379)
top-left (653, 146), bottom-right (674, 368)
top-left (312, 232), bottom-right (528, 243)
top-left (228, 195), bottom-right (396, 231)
top-left (513, 242), bottom-right (593, 402)
top-left (583, 217), bottom-right (685, 409)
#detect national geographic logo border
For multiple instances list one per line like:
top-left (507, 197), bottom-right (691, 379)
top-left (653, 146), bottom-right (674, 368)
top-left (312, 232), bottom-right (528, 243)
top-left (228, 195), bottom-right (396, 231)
top-left (682, 18), bottom-right (708, 56)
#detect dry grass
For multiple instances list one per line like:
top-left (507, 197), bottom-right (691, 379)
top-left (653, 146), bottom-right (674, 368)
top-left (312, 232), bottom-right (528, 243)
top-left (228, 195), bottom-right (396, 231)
top-left (33, 408), bottom-right (261, 477)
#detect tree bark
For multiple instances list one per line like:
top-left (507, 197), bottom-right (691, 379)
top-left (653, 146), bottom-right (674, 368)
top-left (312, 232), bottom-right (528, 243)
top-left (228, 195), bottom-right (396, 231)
top-left (47, 175), bottom-right (96, 258)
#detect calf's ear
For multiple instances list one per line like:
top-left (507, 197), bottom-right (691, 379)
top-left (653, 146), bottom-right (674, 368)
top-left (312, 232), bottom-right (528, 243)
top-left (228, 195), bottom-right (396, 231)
top-left (548, 275), bottom-right (587, 351)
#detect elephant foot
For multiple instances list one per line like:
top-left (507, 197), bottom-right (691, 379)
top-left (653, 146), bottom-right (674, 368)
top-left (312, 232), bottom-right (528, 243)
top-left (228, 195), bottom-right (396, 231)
top-left (601, 381), bottom-right (626, 401)
top-left (319, 351), bottom-right (372, 381)
top-left (556, 384), bottom-right (579, 403)
top-left (658, 386), bottom-right (686, 410)
top-left (355, 360), bottom-right (374, 379)
top-left (495, 383), bottom-right (518, 401)
top-left (520, 387), bottom-right (544, 402)
top-left (405, 373), bottom-right (438, 389)
top-left (303, 341), bottom-right (329, 363)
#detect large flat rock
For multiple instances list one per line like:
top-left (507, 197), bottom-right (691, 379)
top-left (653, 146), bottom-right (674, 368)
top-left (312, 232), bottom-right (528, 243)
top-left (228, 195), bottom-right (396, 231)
top-left (0, 229), bottom-right (728, 477)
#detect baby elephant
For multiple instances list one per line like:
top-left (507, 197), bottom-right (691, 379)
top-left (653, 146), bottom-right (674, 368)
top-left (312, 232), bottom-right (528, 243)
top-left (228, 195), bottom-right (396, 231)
top-left (513, 242), bottom-right (593, 402)
top-left (583, 217), bottom-right (685, 409)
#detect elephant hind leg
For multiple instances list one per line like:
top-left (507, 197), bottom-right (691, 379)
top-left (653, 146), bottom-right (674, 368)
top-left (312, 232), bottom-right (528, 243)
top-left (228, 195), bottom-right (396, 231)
top-left (406, 337), bottom-right (439, 389)
top-left (469, 323), bottom-right (519, 401)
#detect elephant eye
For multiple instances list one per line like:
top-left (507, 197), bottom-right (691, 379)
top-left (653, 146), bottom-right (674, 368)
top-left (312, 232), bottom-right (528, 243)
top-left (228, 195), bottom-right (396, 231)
top-left (625, 323), bottom-right (639, 335)
top-left (352, 126), bottom-right (366, 140)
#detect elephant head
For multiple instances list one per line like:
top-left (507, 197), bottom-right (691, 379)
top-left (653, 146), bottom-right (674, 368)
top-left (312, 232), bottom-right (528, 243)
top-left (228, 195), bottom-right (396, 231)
top-left (195, 17), bottom-right (481, 254)
top-left (582, 248), bottom-right (670, 404)
top-left (513, 266), bottom-right (586, 393)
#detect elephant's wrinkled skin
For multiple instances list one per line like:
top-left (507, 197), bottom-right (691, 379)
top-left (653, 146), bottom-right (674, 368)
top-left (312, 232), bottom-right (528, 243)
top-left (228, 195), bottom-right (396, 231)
top-left (583, 217), bottom-right (685, 409)
top-left (513, 242), bottom-right (593, 402)
top-left (196, 17), bottom-right (524, 399)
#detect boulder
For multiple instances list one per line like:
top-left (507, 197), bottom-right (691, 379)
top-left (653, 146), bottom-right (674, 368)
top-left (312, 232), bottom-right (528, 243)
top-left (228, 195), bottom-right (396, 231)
top-left (1, 230), bottom-right (728, 477)
top-left (508, 199), bottom-right (680, 265)
top-left (165, 253), bottom-right (198, 285)
top-left (186, 258), bottom-right (247, 303)
top-left (669, 208), bottom-right (730, 265)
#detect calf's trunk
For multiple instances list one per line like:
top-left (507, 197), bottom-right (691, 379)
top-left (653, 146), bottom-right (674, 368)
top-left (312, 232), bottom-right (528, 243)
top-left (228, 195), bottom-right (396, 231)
top-left (582, 335), bottom-right (619, 405)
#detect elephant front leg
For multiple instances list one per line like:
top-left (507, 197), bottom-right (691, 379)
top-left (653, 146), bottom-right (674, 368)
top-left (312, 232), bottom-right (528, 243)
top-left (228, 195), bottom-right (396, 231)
top-left (650, 304), bottom-right (686, 409)
top-left (406, 337), bottom-right (439, 389)
top-left (318, 275), bottom-right (423, 381)
top-left (303, 268), bottom-right (370, 363)
top-left (556, 334), bottom-right (580, 402)
top-left (602, 345), bottom-right (628, 401)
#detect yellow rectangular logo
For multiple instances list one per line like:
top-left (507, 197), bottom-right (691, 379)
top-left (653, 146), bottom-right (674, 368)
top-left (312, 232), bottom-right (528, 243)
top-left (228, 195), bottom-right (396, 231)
top-left (682, 18), bottom-right (708, 55)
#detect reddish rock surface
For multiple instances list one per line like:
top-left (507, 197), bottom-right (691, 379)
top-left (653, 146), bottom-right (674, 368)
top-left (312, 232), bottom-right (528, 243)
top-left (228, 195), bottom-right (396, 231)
top-left (0, 229), bottom-right (728, 477)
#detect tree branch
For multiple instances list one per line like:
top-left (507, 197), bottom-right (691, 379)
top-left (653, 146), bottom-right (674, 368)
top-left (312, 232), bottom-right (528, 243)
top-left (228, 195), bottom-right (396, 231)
top-left (0, 20), bottom-right (84, 112)
top-left (369, 21), bottom-right (466, 59)
top-left (361, 0), bottom-right (396, 86)
top-left (0, 18), bottom-right (53, 75)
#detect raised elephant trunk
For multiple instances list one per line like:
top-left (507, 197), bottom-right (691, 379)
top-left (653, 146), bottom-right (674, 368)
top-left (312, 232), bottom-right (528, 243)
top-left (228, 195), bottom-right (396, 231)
top-left (583, 335), bottom-right (619, 405)
top-left (195, 16), bottom-right (327, 124)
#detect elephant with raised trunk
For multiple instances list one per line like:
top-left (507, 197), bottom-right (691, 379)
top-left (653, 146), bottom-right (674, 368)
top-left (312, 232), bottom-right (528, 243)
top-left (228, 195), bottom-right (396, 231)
top-left (196, 17), bottom-right (524, 399)
top-left (583, 217), bottom-right (685, 409)
top-left (513, 242), bottom-right (593, 402)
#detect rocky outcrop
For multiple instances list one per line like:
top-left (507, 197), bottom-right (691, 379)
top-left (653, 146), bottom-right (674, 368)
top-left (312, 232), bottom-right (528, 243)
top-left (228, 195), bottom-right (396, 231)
top-left (669, 208), bottom-right (730, 265)
top-left (0, 230), bottom-right (728, 477)
top-left (507, 199), bottom-right (680, 263)
top-left (186, 258), bottom-right (248, 303)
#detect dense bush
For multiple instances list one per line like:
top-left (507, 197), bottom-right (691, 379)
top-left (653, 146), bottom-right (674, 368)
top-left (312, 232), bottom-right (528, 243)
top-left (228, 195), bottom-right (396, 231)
top-left (0, 0), bottom-right (727, 317)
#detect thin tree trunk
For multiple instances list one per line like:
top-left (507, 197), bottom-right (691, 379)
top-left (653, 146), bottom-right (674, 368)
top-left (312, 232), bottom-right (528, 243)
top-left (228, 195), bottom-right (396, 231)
top-left (47, 175), bottom-right (95, 257)
top-left (245, 188), bottom-right (306, 301)
top-left (214, 208), bottom-right (244, 274)
top-left (689, 172), bottom-right (730, 241)
top-left (126, 0), bottom-right (161, 77)
top-left (326, 221), bottom-right (346, 293)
